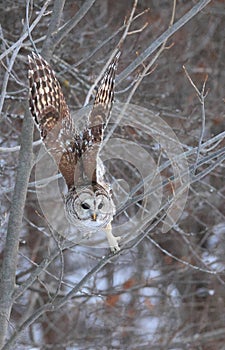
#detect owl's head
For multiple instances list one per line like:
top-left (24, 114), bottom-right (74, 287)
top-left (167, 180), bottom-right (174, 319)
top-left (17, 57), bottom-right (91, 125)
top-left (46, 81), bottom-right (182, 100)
top-left (64, 185), bottom-right (115, 229)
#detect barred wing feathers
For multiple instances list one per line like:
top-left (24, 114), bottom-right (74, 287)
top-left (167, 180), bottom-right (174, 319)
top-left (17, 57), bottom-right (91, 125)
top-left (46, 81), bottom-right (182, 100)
top-left (28, 51), bottom-right (120, 188)
top-left (28, 53), bottom-right (78, 188)
top-left (82, 51), bottom-right (121, 183)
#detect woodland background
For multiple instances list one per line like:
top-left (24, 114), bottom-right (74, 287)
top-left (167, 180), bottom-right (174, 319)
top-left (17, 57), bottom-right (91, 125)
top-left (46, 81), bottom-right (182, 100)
top-left (1, 1), bottom-right (225, 349)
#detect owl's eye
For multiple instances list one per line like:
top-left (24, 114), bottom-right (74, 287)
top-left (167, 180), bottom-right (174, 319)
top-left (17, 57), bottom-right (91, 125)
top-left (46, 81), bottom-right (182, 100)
top-left (81, 202), bottom-right (90, 210)
top-left (98, 203), bottom-right (103, 209)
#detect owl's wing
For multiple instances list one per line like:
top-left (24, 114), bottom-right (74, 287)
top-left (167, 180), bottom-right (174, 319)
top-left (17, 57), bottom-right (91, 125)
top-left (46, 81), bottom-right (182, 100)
top-left (89, 50), bottom-right (120, 128)
top-left (81, 51), bottom-right (120, 184)
top-left (28, 53), bottom-right (79, 189)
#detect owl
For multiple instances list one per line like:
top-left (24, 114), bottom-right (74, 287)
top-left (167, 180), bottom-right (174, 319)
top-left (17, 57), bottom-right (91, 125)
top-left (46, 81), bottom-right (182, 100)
top-left (28, 51), bottom-right (121, 252)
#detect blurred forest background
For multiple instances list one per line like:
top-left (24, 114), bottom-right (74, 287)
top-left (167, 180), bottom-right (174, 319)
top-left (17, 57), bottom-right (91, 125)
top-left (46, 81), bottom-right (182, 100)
top-left (1, 0), bottom-right (225, 349)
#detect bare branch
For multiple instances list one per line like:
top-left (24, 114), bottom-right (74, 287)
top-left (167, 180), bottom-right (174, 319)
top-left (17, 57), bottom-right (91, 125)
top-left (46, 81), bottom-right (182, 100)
top-left (0, 45), bottom-right (22, 120)
top-left (0, 140), bottom-right (42, 153)
top-left (183, 65), bottom-right (208, 173)
top-left (117, 0), bottom-right (139, 48)
top-left (75, 8), bottom-right (149, 67)
top-left (2, 247), bottom-right (121, 350)
top-left (0, 107), bottom-right (34, 348)
top-left (0, 0), bottom-right (51, 61)
top-left (41, 0), bottom-right (66, 60)
top-left (84, 0), bottom-right (140, 106)
top-left (103, 0), bottom-right (177, 146)
top-left (51, 0), bottom-right (97, 49)
top-left (117, 0), bottom-right (212, 84)
top-left (0, 1), bottom-right (68, 347)
top-left (1, 1), bottom-right (224, 348)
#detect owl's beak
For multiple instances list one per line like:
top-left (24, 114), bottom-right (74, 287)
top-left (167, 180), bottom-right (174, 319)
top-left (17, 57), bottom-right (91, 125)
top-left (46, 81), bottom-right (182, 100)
top-left (92, 213), bottom-right (97, 221)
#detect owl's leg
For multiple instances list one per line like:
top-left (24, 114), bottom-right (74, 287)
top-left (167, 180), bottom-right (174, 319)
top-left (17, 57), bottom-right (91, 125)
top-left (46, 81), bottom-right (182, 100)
top-left (105, 224), bottom-right (121, 252)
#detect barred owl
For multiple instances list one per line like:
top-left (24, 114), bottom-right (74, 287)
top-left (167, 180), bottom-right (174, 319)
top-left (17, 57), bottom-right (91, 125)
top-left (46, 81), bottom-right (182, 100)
top-left (28, 51), bottom-right (121, 252)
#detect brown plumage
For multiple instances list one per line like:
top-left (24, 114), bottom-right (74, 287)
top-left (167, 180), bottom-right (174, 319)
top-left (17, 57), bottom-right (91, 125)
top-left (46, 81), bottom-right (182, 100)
top-left (28, 51), bottom-right (121, 252)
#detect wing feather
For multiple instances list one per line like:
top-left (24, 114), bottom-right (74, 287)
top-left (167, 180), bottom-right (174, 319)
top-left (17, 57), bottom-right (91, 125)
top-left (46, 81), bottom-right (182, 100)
top-left (82, 51), bottom-right (120, 183)
top-left (28, 53), bottom-right (78, 188)
top-left (28, 51), bottom-right (120, 188)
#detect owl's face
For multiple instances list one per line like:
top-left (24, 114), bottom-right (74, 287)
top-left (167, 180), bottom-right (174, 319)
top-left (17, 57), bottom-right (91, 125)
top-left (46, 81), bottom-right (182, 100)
top-left (65, 186), bottom-right (115, 229)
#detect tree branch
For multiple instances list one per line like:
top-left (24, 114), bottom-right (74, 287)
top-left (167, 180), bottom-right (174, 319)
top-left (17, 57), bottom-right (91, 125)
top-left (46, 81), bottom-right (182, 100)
top-left (41, 0), bottom-right (66, 60)
top-left (2, 247), bottom-right (120, 350)
top-left (0, 107), bottom-right (34, 348)
top-left (0, 0), bottom-right (50, 61)
top-left (0, 0), bottom-right (70, 346)
top-left (117, 0), bottom-right (212, 84)
top-left (51, 0), bottom-right (97, 49)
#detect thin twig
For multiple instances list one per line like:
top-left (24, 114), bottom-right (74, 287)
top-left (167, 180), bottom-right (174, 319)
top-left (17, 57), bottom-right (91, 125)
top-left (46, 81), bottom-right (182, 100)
top-left (103, 0), bottom-right (177, 146)
top-left (183, 65), bottom-right (208, 173)
top-left (117, 0), bottom-right (212, 84)
top-left (0, 44), bottom-right (22, 119)
top-left (117, 0), bottom-right (139, 48)
top-left (0, 1), bottom-right (66, 347)
top-left (2, 247), bottom-right (122, 350)
top-left (74, 9), bottom-right (149, 67)
top-left (51, 0), bottom-right (97, 49)
top-left (0, 139), bottom-right (42, 153)
top-left (84, 0), bottom-right (140, 106)
top-left (0, 0), bottom-right (51, 61)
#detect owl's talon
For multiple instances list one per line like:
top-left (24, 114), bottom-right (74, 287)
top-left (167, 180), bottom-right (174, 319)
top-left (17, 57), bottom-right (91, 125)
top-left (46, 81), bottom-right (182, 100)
top-left (110, 242), bottom-right (121, 253)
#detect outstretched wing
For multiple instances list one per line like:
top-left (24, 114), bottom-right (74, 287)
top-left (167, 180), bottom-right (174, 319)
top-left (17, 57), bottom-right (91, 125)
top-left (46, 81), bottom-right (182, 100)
top-left (28, 53), bottom-right (79, 188)
top-left (89, 50), bottom-right (121, 128)
top-left (81, 50), bottom-right (120, 184)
